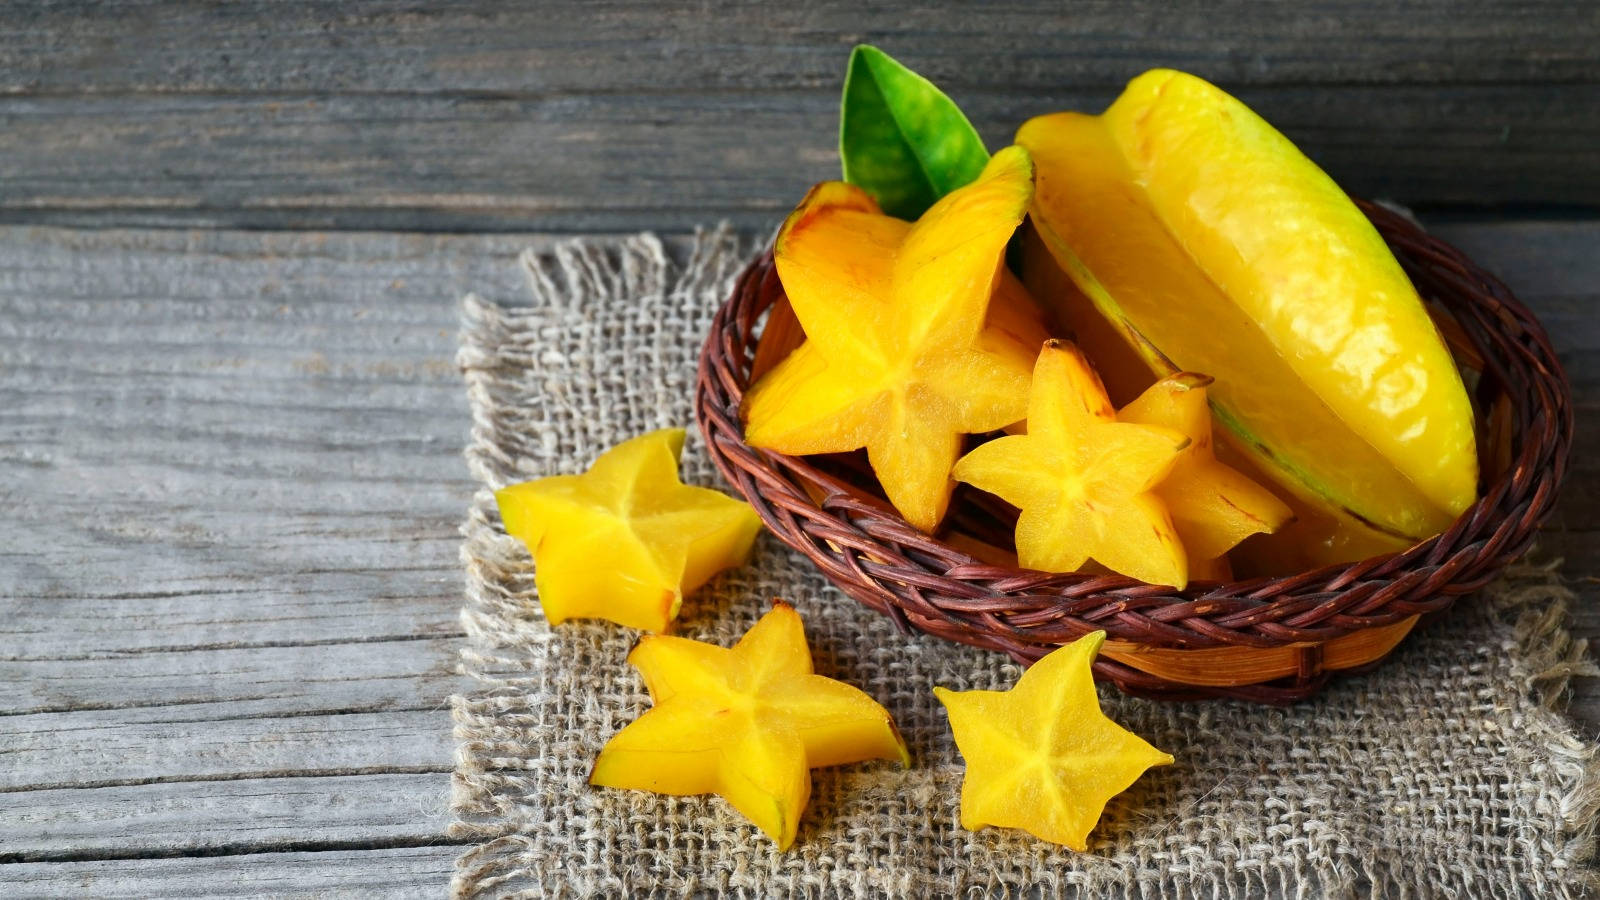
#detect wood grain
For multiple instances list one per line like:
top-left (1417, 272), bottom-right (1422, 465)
top-left (0, 228), bottom-right (528, 887)
top-left (3, 846), bottom-right (460, 898)
top-left (1, 636), bottom-right (459, 716)
top-left (0, 2), bottom-right (1597, 232)
top-left (4, 708), bottom-right (452, 791)
top-left (2, 774), bottom-right (454, 860)
top-left (5, 1), bottom-right (1596, 94)
top-left (2, 85), bottom-right (1595, 235)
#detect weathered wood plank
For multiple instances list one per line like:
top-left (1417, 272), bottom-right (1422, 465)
top-left (1, 845), bottom-right (459, 898)
top-left (0, 227), bottom-right (492, 657)
top-left (1, 2), bottom-right (1598, 231)
top-left (1433, 219), bottom-right (1600, 299)
top-left (2, 84), bottom-right (1596, 234)
top-left (0, 579), bottom-right (461, 659)
top-left (4, 1), bottom-right (1595, 94)
top-left (3, 709), bottom-right (451, 790)
top-left (0, 229), bottom-right (505, 869)
top-left (0, 637), bottom-right (459, 716)
top-left (1, 774), bottom-right (454, 860)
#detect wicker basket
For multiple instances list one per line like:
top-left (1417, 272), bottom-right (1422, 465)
top-left (694, 201), bottom-right (1572, 703)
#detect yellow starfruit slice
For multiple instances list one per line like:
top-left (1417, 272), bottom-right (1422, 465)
top-left (743, 146), bottom-right (1047, 533)
top-left (590, 601), bottom-right (909, 850)
top-left (934, 630), bottom-right (1174, 851)
top-left (494, 428), bottom-right (762, 632)
top-left (1119, 374), bottom-right (1293, 580)
top-left (1226, 476), bottom-right (1416, 576)
top-left (1017, 68), bottom-right (1478, 549)
top-left (953, 341), bottom-right (1191, 588)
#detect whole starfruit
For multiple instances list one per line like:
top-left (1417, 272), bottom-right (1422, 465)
top-left (1018, 69), bottom-right (1478, 566)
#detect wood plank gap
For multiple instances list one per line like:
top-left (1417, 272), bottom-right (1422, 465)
top-left (0, 834), bottom-right (473, 866)
top-left (0, 696), bottom-right (455, 719)
top-left (0, 630), bottom-right (468, 664)
top-left (0, 765), bottom-right (457, 795)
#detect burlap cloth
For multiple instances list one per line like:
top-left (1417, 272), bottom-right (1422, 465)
top-left (449, 230), bottom-right (1599, 898)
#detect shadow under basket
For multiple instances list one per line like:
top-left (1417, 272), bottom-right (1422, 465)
top-left (694, 201), bottom-right (1573, 703)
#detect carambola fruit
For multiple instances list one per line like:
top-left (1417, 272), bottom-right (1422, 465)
top-left (1017, 69), bottom-right (1478, 558)
top-left (935, 630), bottom-right (1174, 850)
top-left (953, 341), bottom-right (1191, 588)
top-left (743, 146), bottom-right (1048, 532)
top-left (494, 428), bottom-right (762, 632)
top-left (590, 602), bottom-right (908, 849)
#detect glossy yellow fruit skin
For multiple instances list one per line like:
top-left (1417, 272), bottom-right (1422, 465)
top-left (1119, 374), bottom-right (1293, 578)
top-left (953, 341), bottom-right (1190, 588)
top-left (494, 428), bottom-right (762, 632)
top-left (934, 630), bottom-right (1173, 851)
top-left (589, 602), bottom-right (908, 850)
top-left (1017, 69), bottom-right (1477, 547)
top-left (742, 147), bottom-right (1044, 533)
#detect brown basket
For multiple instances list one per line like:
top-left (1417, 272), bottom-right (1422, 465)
top-left (694, 201), bottom-right (1572, 703)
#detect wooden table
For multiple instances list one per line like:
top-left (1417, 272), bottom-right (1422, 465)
top-left (3, 4), bottom-right (1596, 895)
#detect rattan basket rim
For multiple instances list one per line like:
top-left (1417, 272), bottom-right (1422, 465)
top-left (693, 200), bottom-right (1573, 704)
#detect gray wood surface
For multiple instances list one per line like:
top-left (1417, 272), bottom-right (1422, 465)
top-left (5, 847), bottom-right (462, 899)
top-left (0, 228), bottom-right (534, 891)
top-left (1, 220), bottom-right (1597, 895)
top-left (2, 1), bottom-right (1598, 232)
top-left (5, 774), bottom-right (451, 858)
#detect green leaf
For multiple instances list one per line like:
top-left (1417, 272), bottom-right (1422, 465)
top-left (839, 45), bottom-right (990, 221)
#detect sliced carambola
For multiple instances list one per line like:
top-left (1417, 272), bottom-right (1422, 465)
top-left (1119, 374), bottom-right (1292, 580)
top-left (590, 602), bottom-right (908, 850)
top-left (494, 428), bottom-right (762, 632)
top-left (953, 342), bottom-right (1190, 588)
top-left (743, 147), bottom-right (1045, 532)
top-left (1017, 69), bottom-right (1477, 548)
top-left (934, 631), bottom-right (1173, 851)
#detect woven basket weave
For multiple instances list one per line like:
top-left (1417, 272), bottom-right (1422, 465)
top-left (694, 201), bottom-right (1572, 703)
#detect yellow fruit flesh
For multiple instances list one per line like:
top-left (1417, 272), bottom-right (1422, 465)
top-left (1119, 374), bottom-right (1292, 574)
top-left (526, 512), bottom-right (678, 631)
top-left (1225, 452), bottom-right (1415, 576)
top-left (494, 429), bottom-right (762, 632)
top-left (743, 147), bottom-right (1043, 532)
top-left (986, 268), bottom-right (1054, 357)
top-left (953, 342), bottom-right (1190, 588)
top-left (934, 631), bottom-right (1173, 850)
top-left (590, 603), bottom-right (908, 850)
top-left (1017, 70), bottom-right (1477, 544)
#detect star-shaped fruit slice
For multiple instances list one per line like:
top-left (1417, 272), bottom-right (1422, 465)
top-left (494, 428), bottom-right (762, 632)
top-left (590, 601), bottom-right (909, 849)
top-left (742, 145), bottom-right (1048, 532)
top-left (1119, 374), bottom-right (1293, 580)
top-left (934, 631), bottom-right (1173, 850)
top-left (952, 341), bottom-right (1191, 587)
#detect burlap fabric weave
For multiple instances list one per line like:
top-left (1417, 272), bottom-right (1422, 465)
top-left (450, 230), bottom-right (1599, 898)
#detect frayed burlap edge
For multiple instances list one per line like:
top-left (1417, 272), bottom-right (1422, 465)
top-left (447, 229), bottom-right (1600, 899)
top-left (1484, 560), bottom-right (1600, 892)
